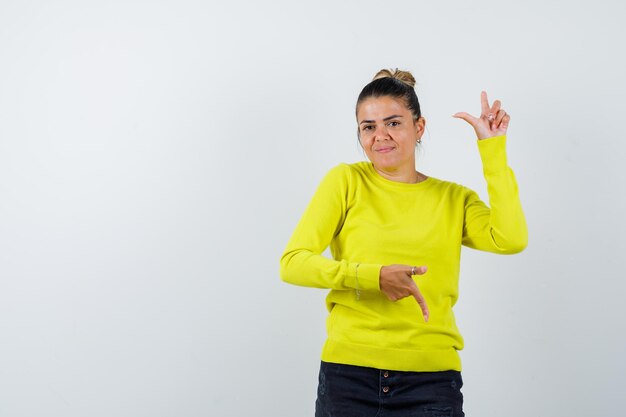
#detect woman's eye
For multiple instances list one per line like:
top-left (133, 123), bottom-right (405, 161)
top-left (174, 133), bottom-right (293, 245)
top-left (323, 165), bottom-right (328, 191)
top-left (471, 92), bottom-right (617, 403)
top-left (362, 125), bottom-right (374, 131)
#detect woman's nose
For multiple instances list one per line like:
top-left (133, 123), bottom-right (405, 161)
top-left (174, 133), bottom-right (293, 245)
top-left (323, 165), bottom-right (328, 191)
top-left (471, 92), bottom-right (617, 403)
top-left (374, 125), bottom-right (390, 141)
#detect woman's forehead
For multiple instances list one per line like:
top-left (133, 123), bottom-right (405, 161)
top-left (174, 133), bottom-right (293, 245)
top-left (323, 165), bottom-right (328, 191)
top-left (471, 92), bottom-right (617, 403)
top-left (357, 96), bottom-right (410, 120)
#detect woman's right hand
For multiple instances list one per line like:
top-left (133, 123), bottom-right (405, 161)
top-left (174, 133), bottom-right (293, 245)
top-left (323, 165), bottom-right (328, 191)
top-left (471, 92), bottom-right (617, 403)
top-left (379, 265), bottom-right (429, 322)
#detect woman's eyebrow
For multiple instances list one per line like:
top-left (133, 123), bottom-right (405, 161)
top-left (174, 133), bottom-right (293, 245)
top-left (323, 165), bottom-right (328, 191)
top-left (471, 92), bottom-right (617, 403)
top-left (359, 114), bottom-right (404, 125)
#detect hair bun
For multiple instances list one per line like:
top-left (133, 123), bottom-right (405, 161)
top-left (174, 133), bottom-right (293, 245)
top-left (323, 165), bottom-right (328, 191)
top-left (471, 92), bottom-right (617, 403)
top-left (372, 68), bottom-right (416, 88)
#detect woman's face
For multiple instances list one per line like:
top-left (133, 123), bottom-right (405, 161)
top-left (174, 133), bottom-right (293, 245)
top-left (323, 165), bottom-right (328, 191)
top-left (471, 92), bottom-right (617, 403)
top-left (357, 96), bottom-right (425, 174)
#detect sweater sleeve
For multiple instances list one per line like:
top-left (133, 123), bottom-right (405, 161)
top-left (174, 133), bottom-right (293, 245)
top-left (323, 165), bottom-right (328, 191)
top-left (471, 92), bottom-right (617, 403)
top-left (279, 164), bottom-right (382, 291)
top-left (462, 135), bottom-right (528, 254)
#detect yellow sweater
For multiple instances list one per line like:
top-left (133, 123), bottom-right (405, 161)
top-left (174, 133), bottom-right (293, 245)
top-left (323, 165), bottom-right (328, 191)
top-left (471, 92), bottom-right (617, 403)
top-left (280, 135), bottom-right (527, 372)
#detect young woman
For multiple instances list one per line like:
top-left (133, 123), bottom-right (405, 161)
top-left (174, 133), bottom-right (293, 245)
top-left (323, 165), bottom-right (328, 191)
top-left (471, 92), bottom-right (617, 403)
top-left (280, 68), bottom-right (527, 417)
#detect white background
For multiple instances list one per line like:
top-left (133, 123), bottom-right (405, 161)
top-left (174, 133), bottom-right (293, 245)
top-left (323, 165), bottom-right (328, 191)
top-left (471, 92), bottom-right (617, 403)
top-left (1, 1), bottom-right (624, 416)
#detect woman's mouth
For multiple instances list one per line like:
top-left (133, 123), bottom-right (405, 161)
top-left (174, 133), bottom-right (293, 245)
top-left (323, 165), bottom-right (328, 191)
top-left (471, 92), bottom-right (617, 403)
top-left (375, 146), bottom-right (395, 153)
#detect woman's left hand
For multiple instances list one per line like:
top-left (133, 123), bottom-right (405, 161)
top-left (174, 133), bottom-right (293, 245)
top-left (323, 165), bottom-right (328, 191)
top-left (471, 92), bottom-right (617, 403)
top-left (453, 91), bottom-right (510, 140)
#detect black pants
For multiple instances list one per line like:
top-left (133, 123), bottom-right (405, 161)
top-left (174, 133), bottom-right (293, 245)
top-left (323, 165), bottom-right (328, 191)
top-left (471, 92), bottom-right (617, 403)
top-left (315, 361), bottom-right (464, 417)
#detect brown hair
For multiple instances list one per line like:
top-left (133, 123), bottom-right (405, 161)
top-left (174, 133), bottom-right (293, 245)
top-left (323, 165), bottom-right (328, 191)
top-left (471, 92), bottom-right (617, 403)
top-left (356, 68), bottom-right (421, 121)
top-left (371, 68), bottom-right (416, 88)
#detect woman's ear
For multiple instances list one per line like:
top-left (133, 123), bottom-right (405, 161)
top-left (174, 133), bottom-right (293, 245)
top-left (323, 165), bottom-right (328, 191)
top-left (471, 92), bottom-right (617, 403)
top-left (415, 117), bottom-right (426, 139)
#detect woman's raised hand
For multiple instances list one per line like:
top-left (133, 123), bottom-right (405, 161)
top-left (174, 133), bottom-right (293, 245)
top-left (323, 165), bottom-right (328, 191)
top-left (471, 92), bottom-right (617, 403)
top-left (379, 265), bottom-right (429, 322)
top-left (453, 91), bottom-right (510, 140)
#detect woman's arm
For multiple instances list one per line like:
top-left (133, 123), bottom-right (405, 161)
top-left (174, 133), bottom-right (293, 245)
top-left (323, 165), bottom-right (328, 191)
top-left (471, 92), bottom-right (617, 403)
top-left (462, 135), bottom-right (528, 253)
top-left (279, 164), bottom-right (382, 291)
top-left (454, 91), bottom-right (527, 253)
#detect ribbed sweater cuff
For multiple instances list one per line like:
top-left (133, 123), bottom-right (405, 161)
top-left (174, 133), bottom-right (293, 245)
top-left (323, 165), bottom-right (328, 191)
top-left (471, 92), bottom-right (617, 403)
top-left (477, 135), bottom-right (508, 174)
top-left (351, 263), bottom-right (381, 291)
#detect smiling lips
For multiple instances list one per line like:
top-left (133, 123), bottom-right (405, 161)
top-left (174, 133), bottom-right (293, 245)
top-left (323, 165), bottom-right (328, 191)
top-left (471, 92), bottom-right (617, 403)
top-left (375, 146), bottom-right (395, 153)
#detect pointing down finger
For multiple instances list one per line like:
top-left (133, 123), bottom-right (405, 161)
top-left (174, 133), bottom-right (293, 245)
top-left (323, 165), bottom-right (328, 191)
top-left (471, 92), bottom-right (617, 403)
top-left (409, 282), bottom-right (429, 322)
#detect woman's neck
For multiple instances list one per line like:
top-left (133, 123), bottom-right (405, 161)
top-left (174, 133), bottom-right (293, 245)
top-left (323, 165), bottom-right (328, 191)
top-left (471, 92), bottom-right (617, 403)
top-left (373, 166), bottom-right (426, 184)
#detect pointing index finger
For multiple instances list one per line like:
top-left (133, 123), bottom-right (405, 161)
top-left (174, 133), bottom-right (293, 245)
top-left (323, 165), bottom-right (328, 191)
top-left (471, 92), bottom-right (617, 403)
top-left (409, 282), bottom-right (430, 322)
top-left (481, 91), bottom-right (490, 116)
